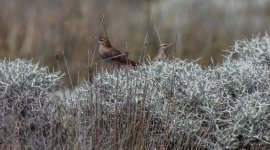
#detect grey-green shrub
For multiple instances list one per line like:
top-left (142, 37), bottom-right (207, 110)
top-left (77, 35), bottom-right (270, 149)
top-left (0, 59), bottom-right (66, 149)
top-left (1, 35), bottom-right (270, 149)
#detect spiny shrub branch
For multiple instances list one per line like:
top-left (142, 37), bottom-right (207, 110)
top-left (2, 35), bottom-right (270, 149)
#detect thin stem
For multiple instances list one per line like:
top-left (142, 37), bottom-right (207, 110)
top-left (154, 24), bottom-right (162, 44)
top-left (62, 51), bottom-right (74, 90)
top-left (77, 63), bottom-right (80, 85)
top-left (103, 21), bottom-right (108, 38)
top-left (90, 14), bottom-right (105, 67)
top-left (139, 17), bottom-right (152, 63)
top-left (139, 32), bottom-right (149, 64)
top-left (175, 33), bottom-right (177, 58)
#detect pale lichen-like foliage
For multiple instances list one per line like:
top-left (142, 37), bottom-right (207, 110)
top-left (0, 59), bottom-right (62, 97)
top-left (1, 35), bottom-right (270, 149)
top-left (0, 59), bottom-right (66, 149)
top-left (78, 35), bottom-right (270, 149)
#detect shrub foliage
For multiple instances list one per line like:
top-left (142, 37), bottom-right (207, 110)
top-left (0, 59), bottom-right (66, 149)
top-left (1, 36), bottom-right (270, 149)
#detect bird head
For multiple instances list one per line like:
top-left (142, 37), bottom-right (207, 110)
top-left (93, 36), bottom-right (111, 47)
top-left (159, 43), bottom-right (173, 51)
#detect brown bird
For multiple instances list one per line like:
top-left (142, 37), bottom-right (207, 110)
top-left (94, 36), bottom-right (139, 66)
top-left (153, 43), bottom-right (173, 61)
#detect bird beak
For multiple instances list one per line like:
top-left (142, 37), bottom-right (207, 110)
top-left (93, 36), bottom-right (98, 40)
top-left (164, 43), bottom-right (173, 48)
top-left (168, 43), bottom-right (173, 47)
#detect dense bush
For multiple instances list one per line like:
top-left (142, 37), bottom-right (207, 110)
top-left (0, 59), bottom-right (66, 149)
top-left (1, 36), bottom-right (270, 149)
top-left (77, 35), bottom-right (270, 149)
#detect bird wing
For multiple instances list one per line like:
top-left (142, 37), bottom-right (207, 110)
top-left (102, 47), bottom-right (128, 64)
top-left (108, 47), bottom-right (140, 66)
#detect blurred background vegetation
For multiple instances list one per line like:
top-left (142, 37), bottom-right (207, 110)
top-left (1, 0), bottom-right (270, 86)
